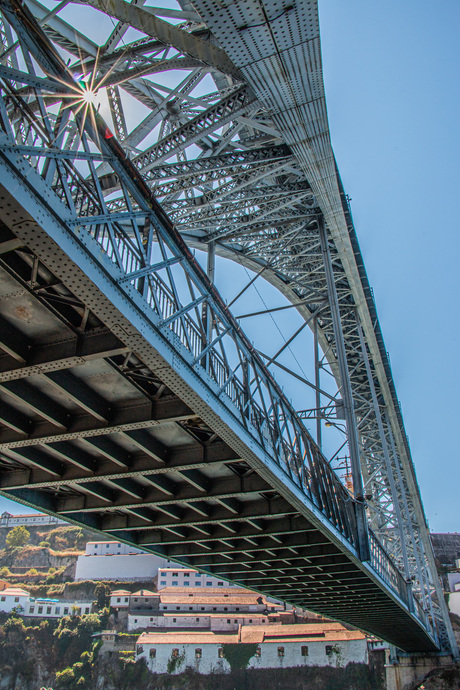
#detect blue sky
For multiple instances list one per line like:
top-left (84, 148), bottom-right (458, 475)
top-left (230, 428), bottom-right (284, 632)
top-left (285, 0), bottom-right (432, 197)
top-left (319, 0), bottom-right (460, 532)
top-left (0, 1), bottom-right (458, 533)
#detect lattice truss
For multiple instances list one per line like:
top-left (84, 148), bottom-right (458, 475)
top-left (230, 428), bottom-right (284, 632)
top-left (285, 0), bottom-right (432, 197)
top-left (0, 0), bottom-right (454, 652)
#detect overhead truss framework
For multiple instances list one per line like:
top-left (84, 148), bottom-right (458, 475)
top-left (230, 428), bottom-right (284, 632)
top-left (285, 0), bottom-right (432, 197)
top-left (0, 0), bottom-right (455, 655)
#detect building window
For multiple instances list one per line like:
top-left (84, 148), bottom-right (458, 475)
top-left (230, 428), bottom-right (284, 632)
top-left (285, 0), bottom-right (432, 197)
top-left (255, 647), bottom-right (261, 658)
top-left (29, 607), bottom-right (34, 614)
top-left (218, 648), bottom-right (224, 658)
top-left (176, 607), bottom-right (180, 610)
top-left (64, 608), bottom-right (69, 615)
top-left (172, 649), bottom-right (179, 659)
top-left (14, 597), bottom-right (19, 603)
top-left (134, 619), bottom-right (137, 624)
top-left (234, 620), bottom-right (237, 623)
top-left (195, 574), bottom-right (200, 578)
top-left (217, 582), bottom-right (223, 586)
top-left (184, 582), bottom-right (189, 586)
top-left (117, 598), bottom-right (121, 603)
top-left (278, 647), bottom-right (285, 658)
top-left (196, 582), bottom-right (201, 586)
top-left (196, 618), bottom-right (199, 622)
top-left (55, 607), bottom-right (60, 615)
top-left (0, 597), bottom-right (5, 602)
top-left (213, 607), bottom-right (217, 611)
top-left (189, 607), bottom-right (193, 611)
top-left (227, 619), bottom-right (230, 624)
top-left (325, 646), bottom-right (333, 656)
top-left (201, 607), bottom-right (205, 611)
top-left (137, 645), bottom-right (143, 655)
top-left (249, 619), bottom-right (252, 623)
top-left (149, 649), bottom-right (156, 659)
top-left (173, 618), bottom-right (176, 623)
top-left (133, 598), bottom-right (138, 602)
top-left (172, 581), bottom-right (178, 586)
top-left (206, 582), bottom-right (212, 587)
top-left (124, 598), bottom-right (128, 603)
top-left (224, 607), bottom-right (228, 611)
top-left (236, 607), bottom-right (239, 611)
top-left (195, 648), bottom-right (202, 659)
top-left (85, 608), bottom-right (90, 614)
top-left (184, 573), bottom-right (190, 578)
top-left (172, 573), bottom-right (178, 577)
top-left (160, 581), bottom-right (167, 586)
top-left (38, 607), bottom-right (43, 614)
top-left (301, 646), bottom-right (308, 657)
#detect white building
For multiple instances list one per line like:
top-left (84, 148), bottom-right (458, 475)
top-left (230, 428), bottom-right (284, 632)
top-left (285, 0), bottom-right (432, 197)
top-left (110, 589), bottom-right (131, 609)
top-left (85, 541), bottom-right (146, 556)
top-left (449, 582), bottom-right (460, 617)
top-left (0, 587), bottom-right (30, 613)
top-left (157, 568), bottom-right (237, 590)
top-left (129, 612), bottom-right (273, 632)
top-left (136, 624), bottom-right (368, 675)
top-left (447, 572), bottom-right (460, 593)
top-left (0, 587), bottom-right (93, 618)
top-left (25, 598), bottom-right (93, 618)
top-left (75, 541), bottom-right (168, 581)
top-left (0, 511), bottom-right (66, 527)
top-left (124, 587), bottom-right (283, 632)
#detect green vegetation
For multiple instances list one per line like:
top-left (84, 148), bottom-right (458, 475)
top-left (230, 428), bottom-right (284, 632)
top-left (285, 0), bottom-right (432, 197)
top-left (221, 643), bottom-right (259, 671)
top-left (94, 582), bottom-right (111, 610)
top-left (0, 566), bottom-right (10, 578)
top-left (167, 649), bottom-right (186, 674)
top-left (0, 606), bottom-right (109, 688)
top-left (6, 525), bottom-right (30, 549)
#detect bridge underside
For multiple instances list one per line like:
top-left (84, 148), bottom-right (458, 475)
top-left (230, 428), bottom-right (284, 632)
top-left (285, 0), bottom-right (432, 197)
top-left (0, 183), bottom-right (436, 653)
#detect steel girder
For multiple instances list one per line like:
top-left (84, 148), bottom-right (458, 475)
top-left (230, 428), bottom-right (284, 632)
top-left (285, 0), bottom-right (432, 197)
top-left (0, 0), bottom-right (454, 654)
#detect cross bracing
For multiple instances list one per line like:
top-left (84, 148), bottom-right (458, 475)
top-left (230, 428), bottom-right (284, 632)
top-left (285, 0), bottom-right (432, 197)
top-left (0, 0), bottom-right (455, 655)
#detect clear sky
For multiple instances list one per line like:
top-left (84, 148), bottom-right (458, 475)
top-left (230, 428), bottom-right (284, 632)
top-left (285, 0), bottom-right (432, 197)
top-left (319, 0), bottom-right (460, 532)
top-left (0, 1), bottom-right (458, 533)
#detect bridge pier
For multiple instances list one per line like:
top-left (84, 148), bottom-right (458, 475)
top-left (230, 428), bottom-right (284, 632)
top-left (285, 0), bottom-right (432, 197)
top-left (385, 649), bottom-right (455, 690)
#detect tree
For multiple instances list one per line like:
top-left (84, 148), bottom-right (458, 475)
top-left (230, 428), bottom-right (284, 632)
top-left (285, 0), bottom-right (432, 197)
top-left (94, 582), bottom-right (111, 610)
top-left (6, 525), bottom-right (30, 548)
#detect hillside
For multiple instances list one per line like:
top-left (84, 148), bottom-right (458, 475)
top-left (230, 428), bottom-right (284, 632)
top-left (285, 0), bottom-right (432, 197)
top-left (0, 524), bottom-right (97, 585)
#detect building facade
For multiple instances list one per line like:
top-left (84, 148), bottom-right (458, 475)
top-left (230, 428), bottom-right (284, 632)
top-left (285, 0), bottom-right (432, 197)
top-left (75, 541), bottom-right (168, 581)
top-left (0, 587), bottom-right (93, 618)
top-left (157, 568), bottom-right (237, 590)
top-left (119, 587), bottom-right (283, 632)
top-left (0, 587), bottom-right (30, 613)
top-left (136, 624), bottom-right (368, 674)
top-left (0, 512), bottom-right (66, 527)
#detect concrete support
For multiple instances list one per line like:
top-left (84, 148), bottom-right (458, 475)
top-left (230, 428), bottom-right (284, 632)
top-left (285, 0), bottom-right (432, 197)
top-left (385, 651), bottom-right (455, 690)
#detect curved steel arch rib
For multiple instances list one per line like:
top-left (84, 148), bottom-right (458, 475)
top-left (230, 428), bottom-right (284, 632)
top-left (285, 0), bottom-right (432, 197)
top-left (0, 0), bottom-right (455, 654)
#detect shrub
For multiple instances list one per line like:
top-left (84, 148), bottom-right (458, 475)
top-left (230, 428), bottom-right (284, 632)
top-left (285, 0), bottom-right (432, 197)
top-left (26, 568), bottom-right (39, 576)
top-left (0, 566), bottom-right (10, 577)
top-left (39, 541), bottom-right (50, 548)
top-left (54, 667), bottom-right (75, 688)
top-left (6, 525), bottom-right (30, 548)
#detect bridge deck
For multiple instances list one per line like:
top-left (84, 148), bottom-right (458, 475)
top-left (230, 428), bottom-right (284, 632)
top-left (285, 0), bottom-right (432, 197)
top-left (0, 172), bottom-right (436, 653)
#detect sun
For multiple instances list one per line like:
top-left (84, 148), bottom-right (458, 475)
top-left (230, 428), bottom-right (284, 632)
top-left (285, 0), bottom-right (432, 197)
top-left (81, 87), bottom-right (97, 105)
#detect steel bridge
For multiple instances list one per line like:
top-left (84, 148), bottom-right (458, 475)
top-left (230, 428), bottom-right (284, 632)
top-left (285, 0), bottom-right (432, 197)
top-left (0, 0), bottom-right (456, 655)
